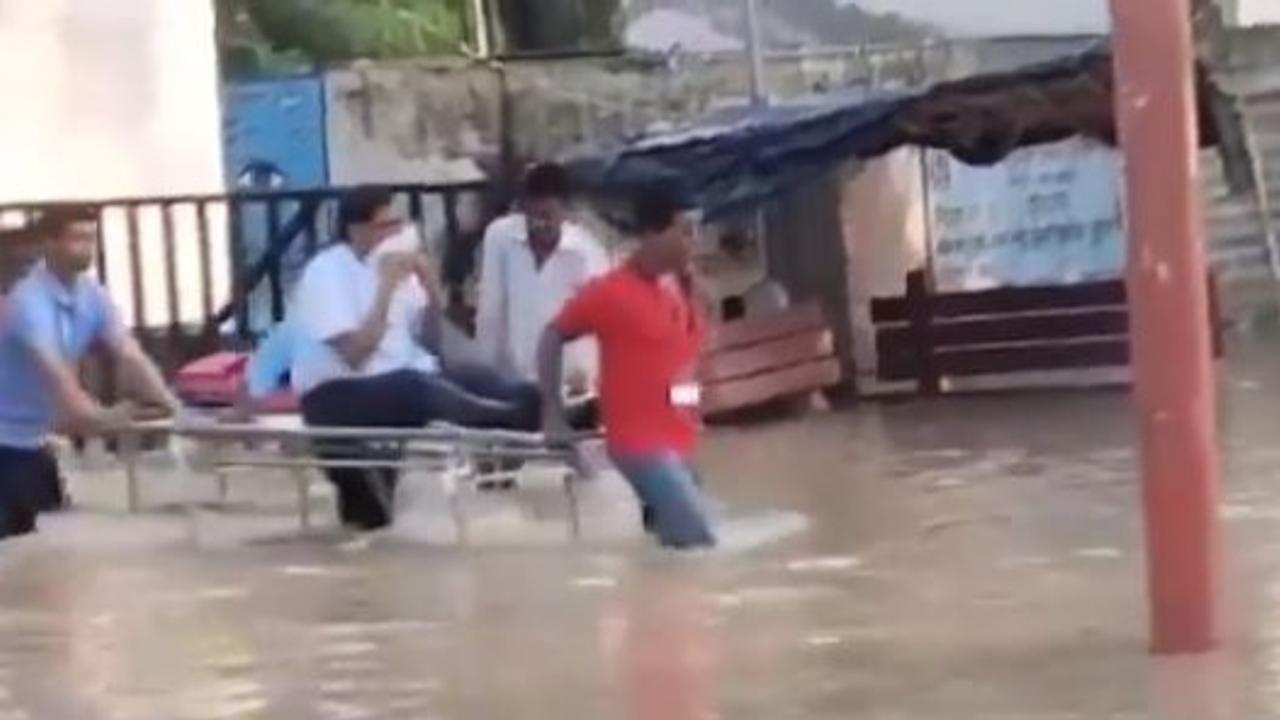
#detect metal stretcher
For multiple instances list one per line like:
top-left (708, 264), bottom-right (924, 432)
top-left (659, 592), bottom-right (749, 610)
top-left (115, 415), bottom-right (591, 542)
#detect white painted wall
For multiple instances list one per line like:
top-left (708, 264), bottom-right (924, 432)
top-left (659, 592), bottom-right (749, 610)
top-left (1240, 0), bottom-right (1280, 25)
top-left (840, 149), bottom-right (928, 383)
top-left (0, 0), bottom-right (223, 202)
top-left (0, 0), bottom-right (228, 326)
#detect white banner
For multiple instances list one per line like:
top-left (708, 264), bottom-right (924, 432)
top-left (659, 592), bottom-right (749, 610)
top-left (925, 138), bottom-right (1125, 292)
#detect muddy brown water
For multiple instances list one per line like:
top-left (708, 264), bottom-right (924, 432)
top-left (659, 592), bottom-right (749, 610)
top-left (7, 338), bottom-right (1280, 718)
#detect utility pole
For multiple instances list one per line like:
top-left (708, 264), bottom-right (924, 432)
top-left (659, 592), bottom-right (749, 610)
top-left (744, 0), bottom-right (767, 105)
top-left (470, 0), bottom-right (492, 58)
top-left (1108, 0), bottom-right (1222, 654)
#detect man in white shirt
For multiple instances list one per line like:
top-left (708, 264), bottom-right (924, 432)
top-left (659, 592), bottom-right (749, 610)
top-left (292, 187), bottom-right (541, 531)
top-left (475, 163), bottom-right (608, 397)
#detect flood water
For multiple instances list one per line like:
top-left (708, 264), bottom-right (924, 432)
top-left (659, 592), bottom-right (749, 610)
top-left (9, 337), bottom-right (1280, 718)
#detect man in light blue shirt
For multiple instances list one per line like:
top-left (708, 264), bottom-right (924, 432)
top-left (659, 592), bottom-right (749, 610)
top-left (0, 206), bottom-right (179, 540)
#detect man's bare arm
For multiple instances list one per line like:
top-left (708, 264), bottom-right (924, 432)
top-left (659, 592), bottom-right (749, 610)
top-left (110, 335), bottom-right (181, 414)
top-left (27, 347), bottom-right (118, 434)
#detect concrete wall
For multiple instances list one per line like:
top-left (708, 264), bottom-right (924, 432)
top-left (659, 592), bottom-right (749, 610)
top-left (321, 45), bottom-right (951, 191)
top-left (325, 60), bottom-right (500, 186)
top-left (323, 57), bottom-right (728, 190)
top-left (1197, 27), bottom-right (1280, 321)
top-left (0, 0), bottom-right (227, 327)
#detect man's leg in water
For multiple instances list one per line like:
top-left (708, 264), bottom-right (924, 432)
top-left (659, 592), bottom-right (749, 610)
top-left (300, 371), bottom-right (430, 531)
top-left (610, 451), bottom-right (716, 549)
top-left (428, 364), bottom-right (543, 490)
top-left (35, 445), bottom-right (68, 512)
top-left (0, 446), bottom-right (45, 541)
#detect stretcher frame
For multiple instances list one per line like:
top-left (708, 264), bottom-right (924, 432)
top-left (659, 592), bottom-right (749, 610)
top-left (114, 415), bottom-right (591, 543)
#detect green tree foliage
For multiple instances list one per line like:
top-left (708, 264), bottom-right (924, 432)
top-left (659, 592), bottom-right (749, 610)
top-left (217, 0), bottom-right (626, 77)
top-left (489, 0), bottom-right (622, 54)
top-left (218, 0), bottom-right (474, 76)
top-left (216, 0), bottom-right (926, 78)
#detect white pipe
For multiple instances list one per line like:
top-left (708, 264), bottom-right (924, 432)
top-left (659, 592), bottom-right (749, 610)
top-left (744, 0), bottom-right (767, 106)
top-left (470, 0), bottom-right (492, 59)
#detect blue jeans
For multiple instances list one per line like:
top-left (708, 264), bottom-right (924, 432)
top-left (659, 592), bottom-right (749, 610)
top-left (610, 451), bottom-right (716, 549)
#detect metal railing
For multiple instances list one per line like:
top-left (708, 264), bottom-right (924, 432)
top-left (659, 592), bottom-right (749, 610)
top-left (0, 181), bottom-right (488, 372)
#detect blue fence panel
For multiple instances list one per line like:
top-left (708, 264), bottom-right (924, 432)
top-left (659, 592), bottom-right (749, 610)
top-left (222, 76), bottom-right (329, 334)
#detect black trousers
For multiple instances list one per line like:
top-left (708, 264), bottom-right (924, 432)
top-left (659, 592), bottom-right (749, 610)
top-left (300, 366), bottom-right (541, 531)
top-left (0, 445), bottom-right (63, 541)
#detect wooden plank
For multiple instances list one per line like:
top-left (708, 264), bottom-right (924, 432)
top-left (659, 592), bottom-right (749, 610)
top-left (872, 279), bottom-right (1126, 323)
top-left (266, 201), bottom-right (284, 324)
top-left (93, 209), bottom-right (108, 285)
top-left (702, 358), bottom-right (842, 416)
top-left (303, 202), bottom-right (320, 257)
top-left (161, 202), bottom-right (181, 330)
top-left (870, 295), bottom-right (909, 324)
top-left (877, 309), bottom-right (1130, 350)
top-left (875, 332), bottom-right (922, 382)
top-left (228, 198), bottom-right (250, 340)
top-left (906, 270), bottom-right (939, 395)
top-left (701, 330), bottom-right (834, 384)
top-left (877, 336), bottom-right (1132, 383)
top-left (934, 339), bottom-right (1131, 377)
top-left (705, 302), bottom-right (825, 353)
top-left (125, 204), bottom-right (146, 328)
top-left (196, 201), bottom-right (214, 321)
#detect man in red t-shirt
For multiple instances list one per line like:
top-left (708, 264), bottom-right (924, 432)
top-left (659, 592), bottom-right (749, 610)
top-left (538, 188), bottom-right (715, 549)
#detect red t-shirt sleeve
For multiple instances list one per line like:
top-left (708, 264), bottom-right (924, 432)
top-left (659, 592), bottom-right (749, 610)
top-left (555, 279), bottom-right (610, 339)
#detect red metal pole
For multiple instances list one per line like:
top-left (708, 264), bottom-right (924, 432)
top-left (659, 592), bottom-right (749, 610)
top-left (1108, 0), bottom-right (1222, 654)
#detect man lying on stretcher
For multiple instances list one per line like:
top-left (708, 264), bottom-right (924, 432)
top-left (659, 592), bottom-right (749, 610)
top-left (273, 187), bottom-right (598, 532)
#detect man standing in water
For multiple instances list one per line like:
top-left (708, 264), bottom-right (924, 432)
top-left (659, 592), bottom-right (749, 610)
top-left (538, 188), bottom-right (716, 549)
top-left (0, 207), bottom-right (180, 540)
top-left (476, 162), bottom-right (608, 392)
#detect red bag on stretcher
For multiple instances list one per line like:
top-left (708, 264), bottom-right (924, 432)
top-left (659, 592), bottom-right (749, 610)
top-left (175, 352), bottom-right (248, 407)
top-left (175, 351), bottom-right (300, 413)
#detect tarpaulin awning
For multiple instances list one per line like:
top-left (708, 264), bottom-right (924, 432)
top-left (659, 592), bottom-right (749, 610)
top-left (568, 43), bottom-right (1243, 221)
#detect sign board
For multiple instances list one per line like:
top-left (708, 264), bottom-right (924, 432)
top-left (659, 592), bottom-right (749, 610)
top-left (925, 138), bottom-right (1126, 292)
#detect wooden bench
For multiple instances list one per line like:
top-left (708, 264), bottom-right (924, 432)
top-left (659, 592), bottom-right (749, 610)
top-left (699, 302), bottom-right (843, 418)
top-left (870, 270), bottom-right (1223, 395)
